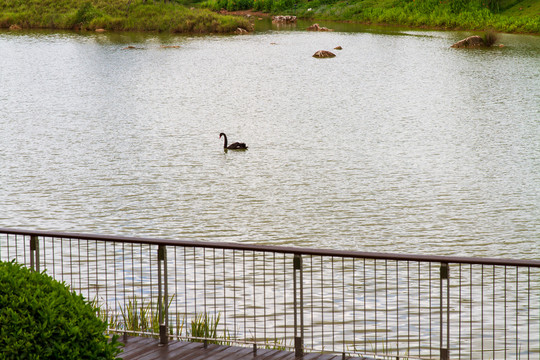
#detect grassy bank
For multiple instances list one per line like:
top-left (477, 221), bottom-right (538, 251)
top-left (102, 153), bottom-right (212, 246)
top-left (0, 0), bottom-right (252, 33)
top-left (1, 0), bottom-right (537, 33)
top-left (204, 0), bottom-right (540, 33)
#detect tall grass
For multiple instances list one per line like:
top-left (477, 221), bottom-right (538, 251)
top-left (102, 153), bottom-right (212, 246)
top-left (201, 0), bottom-right (540, 33)
top-left (189, 312), bottom-right (230, 344)
top-left (0, 0), bottom-right (252, 33)
top-left (483, 29), bottom-right (500, 45)
top-left (118, 298), bottom-right (162, 335)
top-left (96, 297), bottom-right (231, 345)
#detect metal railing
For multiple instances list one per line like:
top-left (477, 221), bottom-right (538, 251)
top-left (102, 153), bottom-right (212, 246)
top-left (1, 228), bottom-right (539, 359)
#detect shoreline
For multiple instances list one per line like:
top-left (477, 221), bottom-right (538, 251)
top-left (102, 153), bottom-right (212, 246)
top-left (2, 5), bottom-right (539, 35)
top-left (212, 8), bottom-right (540, 35)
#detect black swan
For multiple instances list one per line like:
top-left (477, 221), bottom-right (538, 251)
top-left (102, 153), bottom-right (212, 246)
top-left (220, 133), bottom-right (248, 150)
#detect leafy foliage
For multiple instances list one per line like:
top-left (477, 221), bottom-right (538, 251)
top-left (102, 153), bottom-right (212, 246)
top-left (0, 0), bottom-right (252, 33)
top-left (72, 1), bottom-right (101, 25)
top-left (0, 261), bottom-right (122, 360)
top-left (202, 0), bottom-right (540, 33)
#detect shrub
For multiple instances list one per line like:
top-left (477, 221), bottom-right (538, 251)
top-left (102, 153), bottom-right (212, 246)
top-left (482, 29), bottom-right (499, 45)
top-left (70, 1), bottom-right (102, 28)
top-left (0, 261), bottom-right (122, 360)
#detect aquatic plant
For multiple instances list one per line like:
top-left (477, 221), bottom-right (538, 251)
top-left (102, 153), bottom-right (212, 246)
top-left (104, 297), bottom-right (231, 345)
top-left (483, 29), bottom-right (500, 46)
top-left (189, 312), bottom-right (229, 344)
top-left (119, 298), bottom-right (161, 335)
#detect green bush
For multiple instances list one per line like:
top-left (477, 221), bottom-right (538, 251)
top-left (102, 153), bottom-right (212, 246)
top-left (0, 261), bottom-right (122, 360)
top-left (72, 1), bottom-right (101, 26)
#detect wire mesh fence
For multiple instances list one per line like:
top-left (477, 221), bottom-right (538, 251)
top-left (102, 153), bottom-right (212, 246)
top-left (1, 228), bottom-right (538, 359)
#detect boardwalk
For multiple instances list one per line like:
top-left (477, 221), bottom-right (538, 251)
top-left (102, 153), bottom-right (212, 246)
top-left (118, 337), bottom-right (363, 360)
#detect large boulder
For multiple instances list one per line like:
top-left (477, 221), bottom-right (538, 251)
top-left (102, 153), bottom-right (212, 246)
top-left (313, 50), bottom-right (336, 58)
top-left (451, 35), bottom-right (485, 48)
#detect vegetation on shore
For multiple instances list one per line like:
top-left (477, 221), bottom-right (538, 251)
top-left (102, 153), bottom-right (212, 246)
top-left (0, 0), bottom-right (252, 33)
top-left (0, 0), bottom-right (538, 33)
top-left (205, 0), bottom-right (540, 33)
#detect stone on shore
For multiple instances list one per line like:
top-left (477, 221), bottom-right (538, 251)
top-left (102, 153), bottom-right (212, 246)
top-left (235, 27), bottom-right (249, 35)
top-left (9, 24), bottom-right (22, 30)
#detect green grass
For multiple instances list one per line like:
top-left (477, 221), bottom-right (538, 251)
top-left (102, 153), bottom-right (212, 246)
top-left (203, 0), bottom-right (540, 33)
top-left (0, 0), bottom-right (252, 33)
top-left (1, 0), bottom-right (536, 33)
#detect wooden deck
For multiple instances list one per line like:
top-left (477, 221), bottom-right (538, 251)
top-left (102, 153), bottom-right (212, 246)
top-left (118, 336), bottom-right (365, 360)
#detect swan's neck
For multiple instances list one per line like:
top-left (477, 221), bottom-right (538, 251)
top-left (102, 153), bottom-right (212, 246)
top-left (222, 134), bottom-right (228, 148)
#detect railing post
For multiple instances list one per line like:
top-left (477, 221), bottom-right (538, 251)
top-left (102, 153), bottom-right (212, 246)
top-left (440, 263), bottom-right (449, 360)
top-left (293, 254), bottom-right (304, 358)
top-left (158, 245), bottom-right (168, 345)
top-left (29, 235), bottom-right (39, 272)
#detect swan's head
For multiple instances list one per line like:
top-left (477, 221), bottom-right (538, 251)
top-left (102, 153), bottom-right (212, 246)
top-left (219, 133), bottom-right (226, 138)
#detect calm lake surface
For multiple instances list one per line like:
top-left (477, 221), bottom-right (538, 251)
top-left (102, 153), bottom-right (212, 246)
top-left (1, 22), bottom-right (539, 259)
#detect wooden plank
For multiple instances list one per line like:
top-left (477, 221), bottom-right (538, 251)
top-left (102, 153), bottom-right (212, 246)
top-left (162, 341), bottom-right (208, 360)
top-left (197, 344), bottom-right (255, 360)
top-left (118, 337), bottom-right (366, 360)
top-left (137, 341), bottom-right (195, 360)
top-left (208, 344), bottom-right (256, 360)
top-left (161, 341), bottom-right (210, 358)
top-left (303, 353), bottom-right (340, 360)
top-left (118, 337), bottom-right (160, 359)
top-left (255, 348), bottom-right (296, 360)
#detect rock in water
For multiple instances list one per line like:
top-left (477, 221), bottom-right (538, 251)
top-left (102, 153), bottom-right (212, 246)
top-left (313, 50), bottom-right (336, 58)
top-left (272, 15), bottom-right (297, 23)
top-left (451, 36), bottom-right (485, 48)
top-left (307, 23), bottom-right (333, 31)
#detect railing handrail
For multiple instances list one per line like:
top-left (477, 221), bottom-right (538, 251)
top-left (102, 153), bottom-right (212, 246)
top-left (2, 227), bottom-right (539, 268)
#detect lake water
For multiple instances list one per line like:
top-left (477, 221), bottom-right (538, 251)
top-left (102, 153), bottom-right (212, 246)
top-left (0, 22), bottom-right (539, 260)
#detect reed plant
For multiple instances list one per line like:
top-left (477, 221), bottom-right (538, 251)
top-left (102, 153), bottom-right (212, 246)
top-left (189, 312), bottom-right (228, 344)
top-left (482, 29), bottom-right (500, 46)
top-left (119, 298), bottom-right (161, 335)
top-left (96, 297), bottom-right (231, 345)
